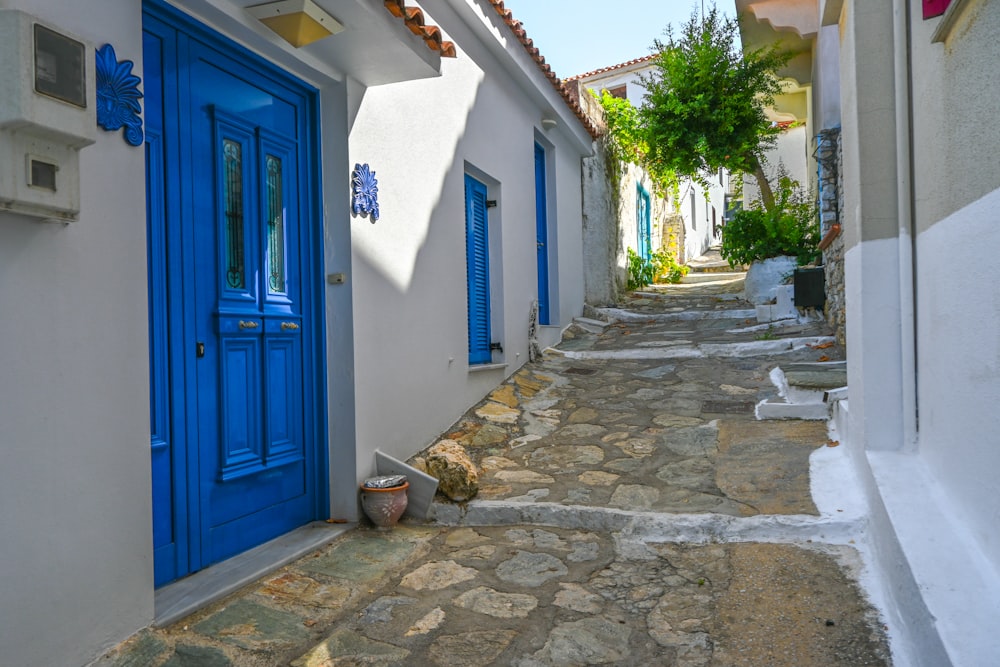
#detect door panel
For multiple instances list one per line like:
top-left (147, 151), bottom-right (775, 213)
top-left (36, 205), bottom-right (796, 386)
top-left (534, 143), bottom-right (550, 326)
top-left (192, 55), bottom-right (310, 565)
top-left (144, 1), bottom-right (322, 583)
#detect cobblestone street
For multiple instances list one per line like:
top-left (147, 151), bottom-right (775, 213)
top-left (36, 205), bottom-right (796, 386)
top-left (99, 275), bottom-right (892, 667)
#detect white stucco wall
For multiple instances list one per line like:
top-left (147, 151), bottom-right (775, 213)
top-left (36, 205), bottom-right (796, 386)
top-left (915, 187), bottom-right (1000, 574)
top-left (680, 175), bottom-right (727, 262)
top-left (347, 1), bottom-right (588, 480)
top-left (812, 24), bottom-right (841, 130)
top-left (576, 67), bottom-right (649, 107)
top-left (743, 125), bottom-right (810, 204)
top-left (828, 1), bottom-right (1000, 662)
top-left (0, 3), bottom-right (152, 666)
top-left (907, 0), bottom-right (1000, 573)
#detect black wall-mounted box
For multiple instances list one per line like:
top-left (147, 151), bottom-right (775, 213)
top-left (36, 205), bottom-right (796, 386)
top-left (794, 267), bottom-right (826, 308)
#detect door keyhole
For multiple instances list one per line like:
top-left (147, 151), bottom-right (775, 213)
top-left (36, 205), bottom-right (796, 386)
top-left (196, 341), bottom-right (205, 358)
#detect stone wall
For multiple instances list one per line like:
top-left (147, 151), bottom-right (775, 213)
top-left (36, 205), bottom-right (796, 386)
top-left (817, 127), bottom-right (846, 345)
top-left (581, 136), bottom-right (625, 305)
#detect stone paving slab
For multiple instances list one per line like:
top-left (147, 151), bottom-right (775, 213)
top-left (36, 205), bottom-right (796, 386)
top-left (439, 354), bottom-right (830, 517)
top-left (99, 527), bottom-right (889, 667)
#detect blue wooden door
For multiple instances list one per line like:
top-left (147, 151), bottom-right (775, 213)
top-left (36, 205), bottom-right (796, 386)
top-left (637, 185), bottom-right (652, 261)
top-left (144, 1), bottom-right (323, 584)
top-left (534, 143), bottom-right (550, 326)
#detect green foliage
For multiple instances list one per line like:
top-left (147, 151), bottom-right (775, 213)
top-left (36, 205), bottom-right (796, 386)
top-left (638, 6), bottom-right (789, 193)
top-left (627, 247), bottom-right (689, 290)
top-left (719, 177), bottom-right (820, 266)
top-left (651, 249), bottom-right (689, 284)
top-left (594, 91), bottom-right (679, 197)
top-left (598, 91), bottom-right (644, 165)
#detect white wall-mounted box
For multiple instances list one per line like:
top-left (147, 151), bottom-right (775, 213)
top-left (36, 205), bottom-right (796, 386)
top-left (0, 10), bottom-right (96, 222)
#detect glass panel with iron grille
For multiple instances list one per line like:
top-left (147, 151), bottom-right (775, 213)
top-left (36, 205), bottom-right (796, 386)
top-left (223, 139), bottom-right (245, 289)
top-left (265, 154), bottom-right (285, 293)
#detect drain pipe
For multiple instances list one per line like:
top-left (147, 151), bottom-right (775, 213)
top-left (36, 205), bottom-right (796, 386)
top-left (893, 0), bottom-right (918, 451)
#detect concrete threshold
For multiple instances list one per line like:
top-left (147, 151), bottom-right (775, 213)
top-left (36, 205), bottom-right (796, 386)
top-left (154, 521), bottom-right (353, 627)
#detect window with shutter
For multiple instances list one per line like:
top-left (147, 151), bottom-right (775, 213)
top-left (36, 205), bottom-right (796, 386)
top-left (465, 174), bottom-right (492, 364)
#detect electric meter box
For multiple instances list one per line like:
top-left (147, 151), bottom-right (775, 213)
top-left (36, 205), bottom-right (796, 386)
top-left (0, 10), bottom-right (96, 222)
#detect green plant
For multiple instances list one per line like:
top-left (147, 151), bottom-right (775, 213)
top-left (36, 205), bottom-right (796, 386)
top-left (720, 176), bottom-right (820, 267)
top-left (639, 5), bottom-right (790, 209)
top-left (627, 247), bottom-right (689, 290)
top-left (594, 90), bottom-right (679, 198)
top-left (627, 247), bottom-right (655, 290)
top-left (651, 249), bottom-right (689, 284)
top-left (755, 326), bottom-right (777, 341)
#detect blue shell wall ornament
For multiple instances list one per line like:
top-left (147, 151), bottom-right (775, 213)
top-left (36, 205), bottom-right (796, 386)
top-left (96, 44), bottom-right (144, 146)
top-left (351, 163), bottom-right (379, 222)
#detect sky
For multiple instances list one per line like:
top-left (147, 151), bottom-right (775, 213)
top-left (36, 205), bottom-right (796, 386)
top-left (504, 1), bottom-right (737, 80)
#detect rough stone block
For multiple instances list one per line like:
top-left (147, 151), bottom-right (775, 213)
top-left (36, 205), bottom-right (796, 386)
top-left (426, 440), bottom-right (479, 501)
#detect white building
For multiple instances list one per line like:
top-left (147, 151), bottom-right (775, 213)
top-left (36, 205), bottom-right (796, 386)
top-left (0, 1), bottom-right (594, 664)
top-left (739, 1), bottom-right (1000, 665)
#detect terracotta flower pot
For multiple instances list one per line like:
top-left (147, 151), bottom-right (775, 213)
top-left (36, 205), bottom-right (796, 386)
top-left (360, 481), bottom-right (409, 529)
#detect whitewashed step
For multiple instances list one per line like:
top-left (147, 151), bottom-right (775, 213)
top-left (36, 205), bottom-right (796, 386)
top-left (755, 398), bottom-right (830, 420)
top-left (680, 271), bottom-right (745, 284)
top-left (573, 317), bottom-right (610, 334)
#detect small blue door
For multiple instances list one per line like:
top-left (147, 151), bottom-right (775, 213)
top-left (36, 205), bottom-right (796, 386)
top-left (145, 1), bottom-right (324, 584)
top-left (637, 185), bottom-right (652, 261)
top-left (534, 143), bottom-right (550, 326)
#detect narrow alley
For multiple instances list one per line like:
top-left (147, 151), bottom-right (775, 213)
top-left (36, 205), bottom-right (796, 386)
top-left (98, 260), bottom-right (891, 667)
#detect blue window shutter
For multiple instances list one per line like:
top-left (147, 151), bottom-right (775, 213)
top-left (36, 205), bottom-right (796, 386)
top-left (465, 175), bottom-right (492, 364)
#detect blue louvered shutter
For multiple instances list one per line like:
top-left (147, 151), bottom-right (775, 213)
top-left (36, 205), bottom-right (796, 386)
top-left (465, 175), bottom-right (492, 364)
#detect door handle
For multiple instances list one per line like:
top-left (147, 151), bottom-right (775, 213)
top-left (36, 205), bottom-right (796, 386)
top-left (280, 322), bottom-right (300, 331)
top-left (238, 320), bottom-right (259, 330)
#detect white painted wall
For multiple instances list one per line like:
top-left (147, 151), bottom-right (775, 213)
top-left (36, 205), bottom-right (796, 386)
top-left (828, 1), bottom-right (1000, 663)
top-left (346, 0), bottom-right (589, 482)
top-left (908, 0), bottom-right (1000, 574)
top-left (679, 173), bottom-right (727, 262)
top-left (0, 3), bottom-right (152, 666)
top-left (576, 67), bottom-right (649, 107)
top-left (743, 125), bottom-right (810, 203)
top-left (916, 187), bottom-right (1000, 578)
top-left (812, 24), bottom-right (842, 130)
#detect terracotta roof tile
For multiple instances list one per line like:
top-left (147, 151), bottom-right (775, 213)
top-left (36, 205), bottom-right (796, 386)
top-left (380, 1), bottom-right (598, 138)
top-left (382, 0), bottom-right (456, 57)
top-left (485, 0), bottom-right (600, 139)
top-left (563, 54), bottom-right (658, 82)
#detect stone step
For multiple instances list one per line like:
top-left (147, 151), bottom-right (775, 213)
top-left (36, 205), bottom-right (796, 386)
top-left (755, 398), bottom-right (830, 421)
top-left (690, 261), bottom-right (740, 272)
top-left (782, 363), bottom-right (848, 390)
top-left (572, 317), bottom-right (610, 334)
top-left (680, 271), bottom-right (746, 284)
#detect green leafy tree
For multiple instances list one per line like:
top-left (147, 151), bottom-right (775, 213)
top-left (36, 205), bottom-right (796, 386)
top-left (595, 90), bottom-right (678, 197)
top-left (639, 6), bottom-right (789, 210)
